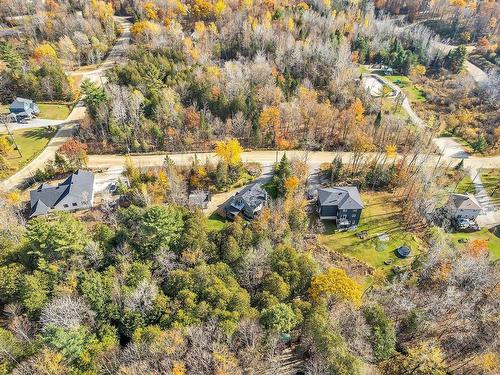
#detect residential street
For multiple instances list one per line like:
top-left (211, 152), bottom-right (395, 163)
top-left (82, 150), bottom-right (499, 227)
top-left (0, 17), bottom-right (497, 227)
top-left (0, 16), bottom-right (132, 192)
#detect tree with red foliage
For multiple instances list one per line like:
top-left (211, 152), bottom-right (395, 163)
top-left (57, 139), bottom-right (88, 169)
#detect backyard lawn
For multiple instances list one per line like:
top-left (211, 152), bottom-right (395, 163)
top-left (449, 228), bottom-right (500, 261)
top-left (480, 169), bottom-right (499, 207)
top-left (0, 128), bottom-right (56, 179)
top-left (38, 103), bottom-right (71, 120)
top-left (207, 213), bottom-right (226, 231)
top-left (319, 192), bottom-right (423, 277)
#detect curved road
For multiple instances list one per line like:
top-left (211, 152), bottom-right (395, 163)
top-left (401, 20), bottom-right (488, 84)
top-left (0, 16), bottom-right (131, 191)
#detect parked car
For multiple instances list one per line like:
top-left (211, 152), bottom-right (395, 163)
top-left (455, 218), bottom-right (471, 230)
top-left (453, 218), bottom-right (480, 232)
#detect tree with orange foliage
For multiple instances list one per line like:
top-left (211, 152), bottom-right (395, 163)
top-left (57, 139), bottom-right (88, 168)
top-left (351, 98), bottom-right (365, 125)
top-left (130, 21), bottom-right (161, 45)
top-left (468, 239), bottom-right (488, 257)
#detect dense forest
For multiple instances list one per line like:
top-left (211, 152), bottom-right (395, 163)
top-left (1, 182), bottom-right (498, 374)
top-left (78, 0), bottom-right (451, 154)
top-left (0, 0), bottom-right (499, 374)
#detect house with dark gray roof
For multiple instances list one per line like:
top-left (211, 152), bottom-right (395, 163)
top-left (9, 97), bottom-right (40, 120)
top-left (317, 187), bottom-right (364, 228)
top-left (218, 183), bottom-right (268, 220)
top-left (29, 170), bottom-right (95, 218)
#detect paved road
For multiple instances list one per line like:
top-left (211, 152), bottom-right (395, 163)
top-left (432, 138), bottom-right (470, 159)
top-left (86, 150), bottom-right (500, 172)
top-left (0, 16), bottom-right (132, 192)
top-left (0, 118), bottom-right (67, 132)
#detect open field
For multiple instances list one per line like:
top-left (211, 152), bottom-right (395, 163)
top-left (455, 175), bottom-right (475, 194)
top-left (319, 192), bottom-right (423, 277)
top-left (0, 128), bottom-right (56, 179)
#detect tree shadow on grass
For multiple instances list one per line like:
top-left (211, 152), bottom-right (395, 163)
top-left (23, 127), bottom-right (56, 140)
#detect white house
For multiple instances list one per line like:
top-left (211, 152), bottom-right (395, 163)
top-left (447, 193), bottom-right (482, 220)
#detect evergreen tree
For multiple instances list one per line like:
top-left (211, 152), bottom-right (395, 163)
top-left (273, 154), bottom-right (293, 197)
top-left (471, 134), bottom-right (487, 153)
top-left (445, 45), bottom-right (467, 73)
top-left (215, 160), bottom-right (229, 190)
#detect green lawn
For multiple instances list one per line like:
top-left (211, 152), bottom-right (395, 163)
top-left (0, 128), bottom-right (56, 179)
top-left (384, 75), bottom-right (427, 103)
top-left (455, 175), bottom-right (475, 195)
top-left (449, 228), bottom-right (500, 261)
top-left (38, 103), bottom-right (71, 120)
top-left (1, 103), bottom-right (71, 120)
top-left (319, 192), bottom-right (423, 277)
top-left (480, 169), bottom-right (499, 207)
top-left (207, 213), bottom-right (226, 231)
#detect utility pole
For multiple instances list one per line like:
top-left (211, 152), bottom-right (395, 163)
top-left (1, 114), bottom-right (22, 158)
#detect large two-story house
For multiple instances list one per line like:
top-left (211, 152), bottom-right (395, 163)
top-left (219, 183), bottom-right (268, 220)
top-left (317, 186), bottom-right (364, 229)
top-left (29, 170), bottom-right (95, 218)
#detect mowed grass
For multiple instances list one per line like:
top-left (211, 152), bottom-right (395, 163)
top-left (0, 103), bottom-right (71, 120)
top-left (480, 169), bottom-right (499, 207)
top-left (319, 192), bottom-right (423, 276)
top-left (449, 228), bottom-right (500, 261)
top-left (0, 128), bottom-right (56, 179)
top-left (38, 103), bottom-right (71, 120)
top-left (207, 213), bottom-right (226, 231)
top-left (384, 75), bottom-right (427, 103)
top-left (455, 175), bottom-right (475, 194)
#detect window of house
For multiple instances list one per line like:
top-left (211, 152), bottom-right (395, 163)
top-left (63, 204), bottom-right (69, 208)
top-left (72, 202), bottom-right (78, 207)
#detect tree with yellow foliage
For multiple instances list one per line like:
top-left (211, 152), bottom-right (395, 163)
top-left (215, 139), bottom-right (243, 166)
top-left (130, 21), bottom-right (161, 44)
top-left (90, 0), bottom-right (113, 21)
top-left (284, 176), bottom-right (300, 196)
top-left (351, 98), bottom-right (364, 125)
top-left (144, 2), bottom-right (159, 20)
top-left (259, 106), bottom-right (281, 143)
top-left (309, 267), bottom-right (362, 306)
top-left (385, 144), bottom-right (397, 158)
top-left (214, 0), bottom-right (227, 18)
top-left (32, 43), bottom-right (58, 61)
top-left (0, 137), bottom-right (12, 156)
